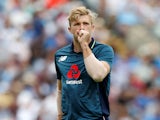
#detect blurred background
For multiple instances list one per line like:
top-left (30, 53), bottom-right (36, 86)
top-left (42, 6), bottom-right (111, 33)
top-left (0, 0), bottom-right (160, 120)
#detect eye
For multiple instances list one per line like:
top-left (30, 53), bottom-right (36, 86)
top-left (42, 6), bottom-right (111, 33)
top-left (74, 23), bottom-right (80, 26)
top-left (83, 22), bottom-right (89, 25)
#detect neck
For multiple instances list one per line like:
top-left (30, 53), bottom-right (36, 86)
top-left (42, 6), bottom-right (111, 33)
top-left (73, 40), bottom-right (82, 53)
top-left (73, 37), bottom-right (92, 53)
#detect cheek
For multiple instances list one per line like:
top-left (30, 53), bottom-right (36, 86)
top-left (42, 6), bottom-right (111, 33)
top-left (71, 30), bottom-right (76, 35)
top-left (70, 28), bottom-right (79, 35)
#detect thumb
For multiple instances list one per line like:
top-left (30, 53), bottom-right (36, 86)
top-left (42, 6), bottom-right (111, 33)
top-left (77, 35), bottom-right (82, 43)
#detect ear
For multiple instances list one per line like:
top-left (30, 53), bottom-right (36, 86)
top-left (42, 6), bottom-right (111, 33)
top-left (68, 27), bottom-right (71, 33)
top-left (91, 24), bottom-right (95, 31)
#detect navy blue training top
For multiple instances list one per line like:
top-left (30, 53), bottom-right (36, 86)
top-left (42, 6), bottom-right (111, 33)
top-left (55, 39), bottom-right (114, 120)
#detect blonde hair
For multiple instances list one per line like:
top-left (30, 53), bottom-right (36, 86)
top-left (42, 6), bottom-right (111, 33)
top-left (68, 6), bottom-right (98, 26)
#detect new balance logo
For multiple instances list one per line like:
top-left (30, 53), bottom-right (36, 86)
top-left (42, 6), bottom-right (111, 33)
top-left (58, 56), bottom-right (67, 62)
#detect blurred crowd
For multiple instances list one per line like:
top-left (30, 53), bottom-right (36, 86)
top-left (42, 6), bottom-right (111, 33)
top-left (0, 0), bottom-right (160, 120)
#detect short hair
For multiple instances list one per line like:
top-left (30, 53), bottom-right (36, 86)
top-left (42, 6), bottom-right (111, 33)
top-left (68, 6), bottom-right (98, 26)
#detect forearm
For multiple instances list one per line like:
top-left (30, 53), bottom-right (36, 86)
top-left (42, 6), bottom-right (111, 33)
top-left (84, 53), bottom-right (109, 82)
top-left (57, 89), bottom-right (62, 120)
top-left (82, 43), bottom-right (109, 82)
top-left (57, 80), bottom-right (63, 120)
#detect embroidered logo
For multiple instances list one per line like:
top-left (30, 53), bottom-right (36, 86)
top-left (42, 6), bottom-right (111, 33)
top-left (58, 56), bottom-right (67, 62)
top-left (67, 64), bottom-right (80, 79)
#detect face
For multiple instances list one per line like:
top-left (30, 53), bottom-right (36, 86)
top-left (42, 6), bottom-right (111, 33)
top-left (68, 15), bottom-right (94, 39)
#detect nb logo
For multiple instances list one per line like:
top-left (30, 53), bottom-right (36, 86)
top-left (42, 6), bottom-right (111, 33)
top-left (58, 56), bottom-right (67, 62)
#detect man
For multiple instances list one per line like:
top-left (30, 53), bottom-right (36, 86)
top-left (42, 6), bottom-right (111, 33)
top-left (55, 6), bottom-right (114, 120)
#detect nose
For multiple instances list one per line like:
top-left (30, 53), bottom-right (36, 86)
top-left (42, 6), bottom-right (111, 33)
top-left (80, 24), bottom-right (84, 30)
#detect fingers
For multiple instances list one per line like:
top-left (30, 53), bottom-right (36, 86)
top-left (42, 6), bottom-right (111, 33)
top-left (78, 32), bottom-right (83, 37)
top-left (77, 30), bottom-right (84, 37)
top-left (78, 30), bottom-right (88, 37)
top-left (76, 30), bottom-right (84, 43)
top-left (77, 30), bottom-right (84, 43)
top-left (76, 30), bottom-right (89, 43)
top-left (80, 30), bottom-right (87, 35)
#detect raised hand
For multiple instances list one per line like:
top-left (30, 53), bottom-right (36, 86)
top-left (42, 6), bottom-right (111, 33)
top-left (77, 30), bottom-right (90, 44)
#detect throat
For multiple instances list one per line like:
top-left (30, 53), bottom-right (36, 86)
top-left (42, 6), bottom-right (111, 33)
top-left (73, 40), bottom-right (82, 53)
top-left (74, 47), bottom-right (82, 53)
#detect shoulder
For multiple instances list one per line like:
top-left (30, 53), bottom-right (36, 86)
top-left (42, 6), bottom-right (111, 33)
top-left (95, 41), bottom-right (114, 53)
top-left (55, 44), bottom-right (72, 56)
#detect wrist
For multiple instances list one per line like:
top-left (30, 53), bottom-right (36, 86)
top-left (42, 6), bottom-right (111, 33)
top-left (80, 42), bottom-right (89, 50)
top-left (81, 43), bottom-right (92, 58)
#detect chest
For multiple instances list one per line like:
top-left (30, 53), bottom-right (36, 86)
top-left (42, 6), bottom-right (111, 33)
top-left (56, 54), bottom-right (86, 79)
